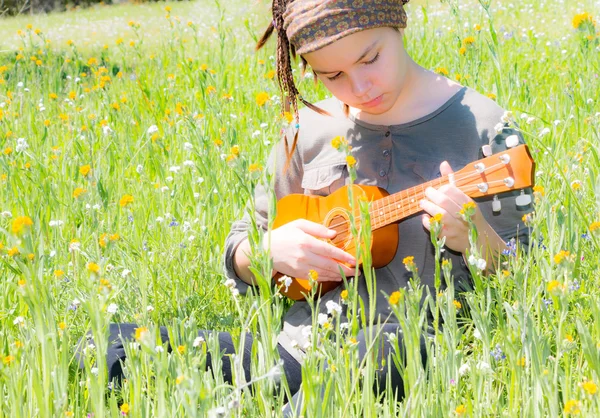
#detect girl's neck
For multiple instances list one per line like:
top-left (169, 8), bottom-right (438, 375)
top-left (349, 60), bottom-right (463, 127)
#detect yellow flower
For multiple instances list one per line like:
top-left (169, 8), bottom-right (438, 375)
top-left (73, 187), bottom-right (87, 199)
top-left (403, 256), bottom-right (415, 267)
top-left (8, 247), bottom-right (20, 257)
top-left (455, 405), bottom-right (467, 415)
top-left (435, 67), bottom-right (449, 76)
top-left (87, 262), bottom-right (100, 274)
top-left (573, 12), bottom-right (595, 29)
top-left (554, 250), bottom-right (570, 264)
top-left (119, 194), bottom-right (134, 207)
top-left (99, 233), bottom-right (108, 248)
top-left (474, 24), bottom-right (482, 31)
top-left (176, 375), bottom-right (185, 385)
top-left (340, 290), bottom-right (348, 300)
top-left (459, 46), bottom-right (467, 55)
top-left (120, 403), bottom-right (130, 415)
top-left (11, 216), bottom-right (33, 235)
top-left (256, 92), bottom-right (270, 106)
top-left (265, 70), bottom-right (276, 79)
top-left (571, 180), bottom-right (582, 191)
top-left (54, 270), bottom-right (65, 278)
top-left (533, 185), bottom-right (545, 196)
top-left (206, 85), bottom-right (216, 94)
top-left (487, 92), bottom-right (497, 100)
top-left (331, 136), bottom-right (346, 150)
top-left (308, 269), bottom-right (319, 283)
top-left (249, 163), bottom-right (263, 173)
top-left (79, 164), bottom-right (91, 177)
top-left (230, 145), bottom-right (240, 156)
top-left (429, 213), bottom-right (443, 225)
top-left (49, 93), bottom-right (58, 100)
top-left (4, 147), bottom-right (13, 155)
top-left (453, 300), bottom-right (462, 309)
top-left (517, 356), bottom-right (526, 367)
top-left (564, 399), bottom-right (581, 415)
top-left (282, 111), bottom-right (294, 123)
top-left (590, 221), bottom-right (600, 232)
top-left (109, 233), bottom-right (120, 241)
top-left (345, 155), bottom-right (357, 168)
top-left (135, 326), bottom-right (149, 341)
top-left (463, 36), bottom-right (476, 45)
top-left (388, 291), bottom-right (401, 305)
top-left (18, 279), bottom-right (26, 287)
top-left (177, 345), bottom-right (186, 354)
top-left (3, 355), bottom-right (15, 365)
top-left (58, 322), bottom-right (66, 330)
top-left (547, 280), bottom-right (563, 294)
top-left (459, 201), bottom-right (477, 217)
top-left (579, 380), bottom-right (597, 395)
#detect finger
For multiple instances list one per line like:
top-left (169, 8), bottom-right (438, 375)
top-left (441, 185), bottom-right (475, 208)
top-left (422, 214), bottom-right (431, 231)
top-left (440, 161), bottom-right (454, 176)
top-left (293, 219), bottom-right (336, 239)
top-left (423, 187), bottom-right (461, 214)
top-left (307, 236), bottom-right (356, 265)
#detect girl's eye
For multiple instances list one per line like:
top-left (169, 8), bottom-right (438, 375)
top-left (326, 53), bottom-right (380, 81)
top-left (364, 52), bottom-right (380, 65)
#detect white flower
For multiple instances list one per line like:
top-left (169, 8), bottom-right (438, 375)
top-left (325, 300), bottom-right (342, 316)
top-left (13, 316), bottom-right (25, 325)
top-left (224, 279), bottom-right (236, 289)
top-left (494, 122), bottom-right (505, 134)
top-left (102, 125), bottom-right (113, 136)
top-left (539, 127), bottom-right (551, 137)
top-left (169, 166), bottom-right (181, 173)
top-left (147, 125), bottom-right (159, 135)
top-left (193, 336), bottom-right (205, 347)
top-left (317, 313), bottom-right (329, 326)
top-left (16, 138), bottom-right (29, 152)
top-left (147, 305), bottom-right (154, 312)
top-left (121, 269), bottom-right (132, 278)
top-left (17, 82), bottom-right (23, 88)
top-left (473, 328), bottom-right (482, 340)
top-left (500, 111), bottom-right (513, 123)
top-left (230, 288), bottom-right (239, 297)
top-left (553, 120), bottom-right (562, 126)
top-left (91, 367), bottom-right (99, 376)
top-left (468, 254), bottom-right (477, 266)
top-left (106, 303), bottom-right (118, 314)
top-left (161, 186), bottom-right (169, 192)
top-left (197, 177), bottom-right (205, 184)
top-left (587, 98), bottom-right (594, 104)
top-left (156, 216), bottom-right (164, 223)
top-left (339, 322), bottom-right (349, 330)
top-left (136, 165), bottom-right (143, 174)
top-left (183, 160), bottom-right (194, 167)
top-left (302, 325), bottom-right (312, 339)
top-left (251, 130), bottom-right (261, 138)
top-left (278, 275), bottom-right (292, 292)
top-left (92, 204), bottom-right (101, 210)
top-left (526, 116), bottom-right (536, 125)
top-left (476, 258), bottom-right (487, 271)
top-left (476, 361), bottom-right (492, 373)
top-left (69, 241), bottom-right (81, 252)
top-left (1, 211), bottom-right (12, 218)
top-left (72, 298), bottom-right (81, 308)
top-left (188, 235), bottom-right (196, 242)
top-left (49, 220), bottom-right (64, 227)
top-left (155, 345), bottom-right (164, 353)
top-left (459, 363), bottom-right (470, 376)
top-left (184, 142), bottom-right (193, 151)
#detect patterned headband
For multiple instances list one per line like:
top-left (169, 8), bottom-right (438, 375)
top-left (283, 0), bottom-right (410, 55)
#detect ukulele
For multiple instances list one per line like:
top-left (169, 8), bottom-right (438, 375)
top-left (273, 144), bottom-right (535, 300)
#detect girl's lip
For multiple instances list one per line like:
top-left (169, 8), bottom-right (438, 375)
top-left (361, 94), bottom-right (383, 107)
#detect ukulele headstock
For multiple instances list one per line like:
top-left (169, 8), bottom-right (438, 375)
top-left (453, 144), bottom-right (535, 198)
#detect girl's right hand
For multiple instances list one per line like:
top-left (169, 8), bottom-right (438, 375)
top-left (266, 219), bottom-right (357, 282)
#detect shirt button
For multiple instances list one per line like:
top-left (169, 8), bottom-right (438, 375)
top-left (382, 149), bottom-right (390, 157)
top-left (379, 170), bottom-right (386, 177)
top-left (384, 131), bottom-right (391, 137)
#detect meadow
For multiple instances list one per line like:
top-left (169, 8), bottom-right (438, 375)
top-left (0, 0), bottom-right (599, 416)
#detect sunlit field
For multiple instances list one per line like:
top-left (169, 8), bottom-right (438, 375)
top-left (1, 0), bottom-right (599, 416)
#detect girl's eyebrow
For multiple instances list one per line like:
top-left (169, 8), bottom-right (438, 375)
top-left (312, 40), bottom-right (379, 75)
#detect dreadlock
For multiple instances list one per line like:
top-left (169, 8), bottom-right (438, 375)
top-left (256, 0), bottom-right (332, 170)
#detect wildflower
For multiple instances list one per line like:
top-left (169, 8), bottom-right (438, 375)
top-left (435, 67), bottom-right (449, 76)
top-left (80, 164), bottom-right (91, 177)
top-left (119, 194), bottom-right (134, 207)
top-left (487, 92), bottom-right (497, 100)
top-left (135, 326), bottom-right (149, 341)
top-left (459, 46), bottom-right (466, 55)
top-left (389, 291), bottom-right (401, 305)
top-left (331, 135), bottom-right (345, 150)
top-left (249, 163), bottom-right (263, 174)
top-left (346, 155), bottom-right (357, 168)
top-left (579, 379), bottom-right (598, 395)
top-left (107, 303), bottom-right (118, 314)
top-left (517, 356), bottom-right (526, 367)
top-left (13, 316), bottom-right (24, 325)
top-left (571, 180), bottom-right (582, 191)
top-left (177, 345), bottom-right (185, 354)
top-left (573, 12), bottom-right (595, 29)
top-left (265, 70), bottom-right (276, 79)
top-left (278, 275), bottom-right (292, 292)
top-left (533, 185), bottom-right (545, 196)
top-left (403, 256), bottom-right (415, 270)
top-left (308, 269), bottom-right (319, 286)
top-left (429, 213), bottom-right (442, 225)
top-left (282, 111), bottom-right (294, 123)
top-left (176, 375), bottom-right (185, 385)
top-left (87, 262), bottom-right (100, 274)
top-left (455, 405), bottom-right (467, 415)
top-left (453, 300), bottom-right (462, 309)
top-left (340, 289), bottom-right (348, 301)
top-left (11, 216), bottom-right (33, 235)
top-left (590, 222), bottom-right (600, 232)
top-left (463, 36), bottom-right (476, 45)
top-left (3, 355), bottom-right (15, 365)
top-left (547, 280), bottom-right (564, 294)
top-left (564, 399), bottom-right (581, 415)
top-left (120, 403), bottom-right (130, 415)
top-left (459, 201), bottom-right (477, 218)
top-left (73, 187), bottom-right (87, 198)
top-left (256, 92), bottom-right (270, 106)
top-left (8, 247), bottom-right (19, 257)
top-left (326, 300), bottom-right (342, 316)
top-left (193, 336), bottom-right (205, 347)
top-left (554, 250), bottom-right (571, 264)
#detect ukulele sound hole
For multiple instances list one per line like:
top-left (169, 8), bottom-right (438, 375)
top-left (327, 214), bottom-right (351, 249)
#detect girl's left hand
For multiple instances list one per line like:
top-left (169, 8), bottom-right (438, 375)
top-left (419, 161), bottom-right (488, 253)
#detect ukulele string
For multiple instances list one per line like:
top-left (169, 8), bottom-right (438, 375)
top-left (325, 160), bottom-right (510, 231)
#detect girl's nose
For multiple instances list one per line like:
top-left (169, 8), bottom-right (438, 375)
top-left (349, 75), bottom-right (371, 98)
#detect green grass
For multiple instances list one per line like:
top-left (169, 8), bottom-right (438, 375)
top-left (0, 0), bottom-right (600, 416)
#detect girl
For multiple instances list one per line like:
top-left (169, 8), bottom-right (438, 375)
top-left (93, 0), bottom-right (531, 413)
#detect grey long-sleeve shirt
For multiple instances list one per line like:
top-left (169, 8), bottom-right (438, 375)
top-left (224, 87), bottom-right (532, 362)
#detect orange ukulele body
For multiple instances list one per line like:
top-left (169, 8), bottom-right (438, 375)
top-left (273, 184), bottom-right (399, 300)
top-left (272, 144), bottom-right (535, 301)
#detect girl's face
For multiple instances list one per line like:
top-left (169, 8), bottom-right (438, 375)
top-left (303, 27), bottom-right (409, 116)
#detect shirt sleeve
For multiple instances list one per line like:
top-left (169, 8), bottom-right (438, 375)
top-left (475, 125), bottom-right (533, 252)
top-left (222, 126), bottom-right (305, 295)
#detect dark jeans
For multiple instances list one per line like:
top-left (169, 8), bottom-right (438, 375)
top-left (77, 322), bottom-right (427, 411)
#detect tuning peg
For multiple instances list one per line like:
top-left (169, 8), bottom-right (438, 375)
top-left (482, 145), bottom-right (492, 157)
top-left (474, 163), bottom-right (485, 173)
top-left (492, 195), bottom-right (501, 213)
top-left (503, 177), bottom-right (515, 187)
top-left (499, 154), bottom-right (511, 164)
top-left (515, 190), bottom-right (532, 208)
top-left (505, 135), bottom-right (520, 148)
top-left (477, 183), bottom-right (489, 193)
